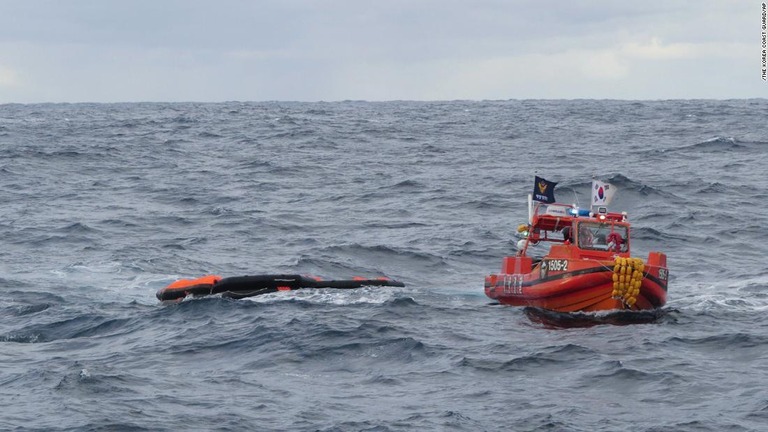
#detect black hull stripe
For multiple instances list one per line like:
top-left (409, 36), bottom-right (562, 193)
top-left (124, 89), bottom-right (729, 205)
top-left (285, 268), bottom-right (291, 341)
top-left (644, 274), bottom-right (668, 292)
top-left (518, 266), bottom-right (609, 287)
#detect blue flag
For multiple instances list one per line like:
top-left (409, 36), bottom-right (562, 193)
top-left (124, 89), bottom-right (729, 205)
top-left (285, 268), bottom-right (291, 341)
top-left (533, 176), bottom-right (557, 203)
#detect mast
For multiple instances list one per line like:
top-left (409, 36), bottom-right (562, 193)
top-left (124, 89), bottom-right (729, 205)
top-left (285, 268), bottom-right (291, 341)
top-left (527, 193), bottom-right (533, 225)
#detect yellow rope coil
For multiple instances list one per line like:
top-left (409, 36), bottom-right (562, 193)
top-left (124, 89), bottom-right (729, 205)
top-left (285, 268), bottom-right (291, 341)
top-left (611, 257), bottom-right (645, 307)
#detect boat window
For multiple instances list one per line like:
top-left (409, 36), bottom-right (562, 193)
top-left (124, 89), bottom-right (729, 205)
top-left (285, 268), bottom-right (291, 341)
top-left (577, 222), bottom-right (629, 252)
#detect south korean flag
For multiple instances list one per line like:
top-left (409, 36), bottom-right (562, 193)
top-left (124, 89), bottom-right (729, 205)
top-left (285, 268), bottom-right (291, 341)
top-left (592, 180), bottom-right (616, 206)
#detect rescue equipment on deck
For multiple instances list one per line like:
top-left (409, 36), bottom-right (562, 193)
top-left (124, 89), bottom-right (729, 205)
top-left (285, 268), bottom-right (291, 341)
top-left (612, 257), bottom-right (645, 307)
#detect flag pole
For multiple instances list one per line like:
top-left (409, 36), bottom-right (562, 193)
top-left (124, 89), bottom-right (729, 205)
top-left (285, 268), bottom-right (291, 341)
top-left (528, 193), bottom-right (533, 225)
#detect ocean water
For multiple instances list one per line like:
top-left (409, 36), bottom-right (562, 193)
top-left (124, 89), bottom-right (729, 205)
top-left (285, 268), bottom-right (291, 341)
top-left (1, 99), bottom-right (767, 431)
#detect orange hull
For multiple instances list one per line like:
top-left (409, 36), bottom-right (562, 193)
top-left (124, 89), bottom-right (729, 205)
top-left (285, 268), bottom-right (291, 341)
top-left (485, 256), bottom-right (668, 313)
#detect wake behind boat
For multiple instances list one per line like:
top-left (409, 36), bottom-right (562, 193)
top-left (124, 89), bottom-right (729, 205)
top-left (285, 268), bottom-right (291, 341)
top-left (484, 177), bottom-right (669, 312)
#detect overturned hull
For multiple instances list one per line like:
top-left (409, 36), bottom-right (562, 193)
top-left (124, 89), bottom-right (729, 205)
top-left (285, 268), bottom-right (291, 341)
top-left (157, 274), bottom-right (405, 302)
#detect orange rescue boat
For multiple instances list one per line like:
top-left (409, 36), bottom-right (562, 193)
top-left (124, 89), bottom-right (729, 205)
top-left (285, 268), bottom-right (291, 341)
top-left (485, 181), bottom-right (668, 313)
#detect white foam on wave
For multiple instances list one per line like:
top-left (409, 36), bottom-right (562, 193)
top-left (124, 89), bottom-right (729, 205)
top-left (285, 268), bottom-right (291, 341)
top-left (50, 260), bottom-right (124, 279)
top-left (669, 275), bottom-right (768, 312)
top-left (702, 136), bottom-right (736, 144)
top-left (242, 286), bottom-right (409, 306)
top-left (48, 259), bottom-right (182, 306)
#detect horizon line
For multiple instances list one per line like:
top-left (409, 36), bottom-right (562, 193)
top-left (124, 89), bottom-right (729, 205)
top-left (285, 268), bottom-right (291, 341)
top-left (2, 97), bottom-right (767, 106)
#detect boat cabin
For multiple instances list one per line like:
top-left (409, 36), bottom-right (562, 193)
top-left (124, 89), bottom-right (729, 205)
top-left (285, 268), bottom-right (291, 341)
top-left (522, 202), bottom-right (630, 259)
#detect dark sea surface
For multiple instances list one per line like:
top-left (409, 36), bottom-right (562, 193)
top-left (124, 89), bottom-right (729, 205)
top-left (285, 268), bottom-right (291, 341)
top-left (1, 100), bottom-right (767, 431)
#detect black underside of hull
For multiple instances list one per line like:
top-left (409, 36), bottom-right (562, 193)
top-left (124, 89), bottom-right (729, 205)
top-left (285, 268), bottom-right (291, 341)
top-left (157, 274), bottom-right (405, 301)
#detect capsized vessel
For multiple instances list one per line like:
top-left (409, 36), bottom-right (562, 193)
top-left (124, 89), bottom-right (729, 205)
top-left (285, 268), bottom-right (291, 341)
top-left (157, 274), bottom-right (405, 302)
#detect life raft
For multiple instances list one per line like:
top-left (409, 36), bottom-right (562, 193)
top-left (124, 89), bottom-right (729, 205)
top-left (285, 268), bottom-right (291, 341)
top-left (156, 274), bottom-right (405, 302)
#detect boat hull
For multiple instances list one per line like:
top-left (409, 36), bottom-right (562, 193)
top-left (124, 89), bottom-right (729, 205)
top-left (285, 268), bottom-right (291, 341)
top-left (157, 274), bottom-right (405, 302)
top-left (485, 256), bottom-right (668, 313)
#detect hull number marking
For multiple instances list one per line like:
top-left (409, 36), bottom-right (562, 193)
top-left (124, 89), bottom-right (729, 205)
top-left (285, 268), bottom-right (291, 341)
top-left (502, 274), bottom-right (524, 294)
top-left (658, 268), bottom-right (668, 281)
top-left (541, 259), bottom-right (568, 278)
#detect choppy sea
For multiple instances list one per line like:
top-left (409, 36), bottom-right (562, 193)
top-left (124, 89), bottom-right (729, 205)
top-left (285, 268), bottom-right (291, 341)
top-left (1, 100), bottom-right (767, 431)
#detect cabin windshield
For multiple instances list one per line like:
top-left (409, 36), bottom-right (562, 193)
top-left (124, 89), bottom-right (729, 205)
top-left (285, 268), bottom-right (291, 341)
top-left (576, 221), bottom-right (629, 252)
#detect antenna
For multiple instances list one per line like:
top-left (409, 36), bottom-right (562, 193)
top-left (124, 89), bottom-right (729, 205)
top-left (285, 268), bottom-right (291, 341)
top-left (527, 194), bottom-right (533, 225)
top-left (571, 188), bottom-right (579, 207)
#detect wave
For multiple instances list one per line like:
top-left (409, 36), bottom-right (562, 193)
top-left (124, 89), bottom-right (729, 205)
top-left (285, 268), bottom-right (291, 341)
top-left (695, 182), bottom-right (727, 194)
top-left (457, 343), bottom-right (598, 372)
top-left (418, 143), bottom-right (447, 154)
top-left (676, 287), bottom-right (768, 317)
top-left (664, 136), bottom-right (767, 153)
top-left (2, 302), bottom-right (50, 317)
top-left (583, 360), bottom-right (685, 385)
top-left (630, 226), bottom-right (692, 242)
top-left (56, 222), bottom-right (99, 234)
top-left (561, 173), bottom-right (683, 201)
top-left (6, 227), bottom-right (102, 247)
top-left (242, 287), bottom-right (413, 307)
top-left (197, 131), bottom-right (223, 139)
top-left (236, 159), bottom-right (274, 170)
top-left (295, 336), bottom-right (429, 364)
top-left (0, 313), bottom-right (138, 343)
top-left (291, 243), bottom-right (446, 277)
top-left (387, 179), bottom-right (426, 190)
top-left (667, 332), bottom-right (768, 350)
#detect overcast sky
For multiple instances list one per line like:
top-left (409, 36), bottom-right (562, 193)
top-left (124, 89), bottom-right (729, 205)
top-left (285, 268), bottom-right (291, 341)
top-left (0, 0), bottom-right (764, 103)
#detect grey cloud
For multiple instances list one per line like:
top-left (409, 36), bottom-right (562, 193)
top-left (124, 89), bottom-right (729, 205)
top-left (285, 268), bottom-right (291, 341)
top-left (0, 0), bottom-right (761, 102)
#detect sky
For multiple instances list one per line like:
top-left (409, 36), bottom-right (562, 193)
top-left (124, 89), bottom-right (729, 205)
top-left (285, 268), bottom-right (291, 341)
top-left (0, 0), bottom-right (764, 103)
